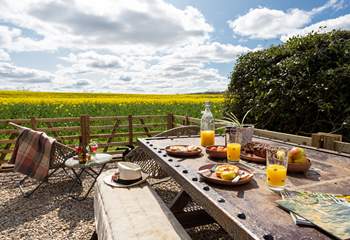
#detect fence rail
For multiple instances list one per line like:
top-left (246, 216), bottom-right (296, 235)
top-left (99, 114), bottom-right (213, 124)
top-left (0, 114), bottom-right (173, 168)
top-left (1, 114), bottom-right (349, 170)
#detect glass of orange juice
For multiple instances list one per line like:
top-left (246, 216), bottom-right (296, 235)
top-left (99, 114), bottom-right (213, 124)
top-left (266, 146), bottom-right (288, 191)
top-left (226, 127), bottom-right (242, 162)
top-left (200, 130), bottom-right (215, 147)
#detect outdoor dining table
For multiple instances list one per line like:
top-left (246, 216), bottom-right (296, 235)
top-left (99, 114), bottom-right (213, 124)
top-left (138, 135), bottom-right (350, 240)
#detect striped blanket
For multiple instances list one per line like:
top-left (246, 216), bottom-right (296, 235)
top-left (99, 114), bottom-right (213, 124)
top-left (10, 128), bottom-right (56, 181)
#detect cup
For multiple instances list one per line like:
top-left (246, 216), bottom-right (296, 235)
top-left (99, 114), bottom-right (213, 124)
top-left (200, 130), bottom-right (215, 147)
top-left (266, 146), bottom-right (288, 191)
top-left (226, 127), bottom-right (242, 162)
top-left (240, 124), bottom-right (254, 145)
top-left (74, 144), bottom-right (82, 154)
top-left (89, 142), bottom-right (98, 154)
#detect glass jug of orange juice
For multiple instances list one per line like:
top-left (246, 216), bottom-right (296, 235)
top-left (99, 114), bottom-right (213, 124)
top-left (200, 101), bottom-right (215, 146)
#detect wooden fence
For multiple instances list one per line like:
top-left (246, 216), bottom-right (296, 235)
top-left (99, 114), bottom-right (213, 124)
top-left (1, 114), bottom-right (349, 170)
top-left (0, 114), bottom-right (174, 168)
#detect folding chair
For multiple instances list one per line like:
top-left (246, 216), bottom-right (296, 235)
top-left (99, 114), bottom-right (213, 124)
top-left (9, 122), bottom-right (76, 197)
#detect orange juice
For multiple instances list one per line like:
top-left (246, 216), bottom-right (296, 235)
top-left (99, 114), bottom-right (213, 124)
top-left (200, 130), bottom-right (215, 146)
top-left (266, 164), bottom-right (287, 188)
top-left (227, 143), bottom-right (241, 162)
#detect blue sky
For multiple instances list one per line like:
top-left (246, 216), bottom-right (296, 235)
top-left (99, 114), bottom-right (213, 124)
top-left (0, 0), bottom-right (349, 93)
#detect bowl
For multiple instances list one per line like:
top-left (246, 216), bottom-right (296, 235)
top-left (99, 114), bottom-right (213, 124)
top-left (206, 145), bottom-right (227, 159)
top-left (288, 158), bottom-right (312, 173)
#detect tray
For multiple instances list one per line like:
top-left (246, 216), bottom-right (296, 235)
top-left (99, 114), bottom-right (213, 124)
top-left (198, 163), bottom-right (254, 186)
top-left (165, 145), bottom-right (202, 158)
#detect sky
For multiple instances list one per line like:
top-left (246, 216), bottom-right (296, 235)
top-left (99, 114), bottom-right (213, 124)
top-left (0, 0), bottom-right (349, 94)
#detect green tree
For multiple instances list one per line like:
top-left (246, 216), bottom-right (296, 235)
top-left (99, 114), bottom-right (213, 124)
top-left (225, 30), bottom-right (350, 141)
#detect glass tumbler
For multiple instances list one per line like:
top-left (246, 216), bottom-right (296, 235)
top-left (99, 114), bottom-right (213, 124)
top-left (266, 146), bottom-right (288, 191)
top-left (226, 127), bottom-right (242, 162)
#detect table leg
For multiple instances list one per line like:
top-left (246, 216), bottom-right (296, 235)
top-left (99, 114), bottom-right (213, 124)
top-left (68, 168), bottom-right (85, 195)
top-left (71, 164), bottom-right (107, 201)
top-left (169, 190), bottom-right (215, 228)
top-left (170, 190), bottom-right (192, 213)
top-left (71, 168), bottom-right (83, 185)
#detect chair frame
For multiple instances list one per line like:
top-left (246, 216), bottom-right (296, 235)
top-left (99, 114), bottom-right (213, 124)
top-left (9, 122), bottom-right (76, 197)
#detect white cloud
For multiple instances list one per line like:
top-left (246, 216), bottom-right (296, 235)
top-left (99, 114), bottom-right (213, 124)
top-left (227, 0), bottom-right (342, 39)
top-left (0, 62), bottom-right (53, 85)
top-left (0, 49), bottom-right (10, 61)
top-left (0, 0), bottom-right (255, 93)
top-left (0, 0), bottom-right (213, 51)
top-left (0, 25), bottom-right (56, 52)
top-left (281, 14), bottom-right (350, 41)
top-left (55, 40), bottom-right (250, 93)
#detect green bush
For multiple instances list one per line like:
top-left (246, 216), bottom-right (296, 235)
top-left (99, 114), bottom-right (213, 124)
top-left (224, 30), bottom-right (350, 141)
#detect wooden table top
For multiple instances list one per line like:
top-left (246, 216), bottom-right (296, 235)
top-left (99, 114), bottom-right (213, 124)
top-left (138, 135), bottom-right (350, 240)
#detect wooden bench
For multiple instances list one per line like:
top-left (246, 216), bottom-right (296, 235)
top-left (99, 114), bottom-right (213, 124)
top-left (94, 170), bottom-right (191, 240)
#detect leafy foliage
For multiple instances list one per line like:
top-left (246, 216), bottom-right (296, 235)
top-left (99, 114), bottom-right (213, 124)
top-left (224, 30), bottom-right (350, 141)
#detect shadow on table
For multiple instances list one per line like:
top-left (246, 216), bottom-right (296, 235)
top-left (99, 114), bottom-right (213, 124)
top-left (208, 178), bottom-right (259, 199)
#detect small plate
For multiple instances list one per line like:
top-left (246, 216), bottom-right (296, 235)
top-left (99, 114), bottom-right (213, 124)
top-left (240, 153), bottom-right (266, 163)
top-left (206, 145), bottom-right (227, 159)
top-left (198, 163), bottom-right (254, 186)
top-left (165, 145), bottom-right (202, 157)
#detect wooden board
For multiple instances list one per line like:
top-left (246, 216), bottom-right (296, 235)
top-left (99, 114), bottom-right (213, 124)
top-left (138, 135), bottom-right (350, 240)
top-left (240, 153), bottom-right (265, 163)
top-left (94, 169), bottom-right (191, 240)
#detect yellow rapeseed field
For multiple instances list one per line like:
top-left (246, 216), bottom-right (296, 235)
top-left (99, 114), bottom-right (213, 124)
top-left (0, 91), bottom-right (224, 119)
top-left (0, 91), bottom-right (223, 105)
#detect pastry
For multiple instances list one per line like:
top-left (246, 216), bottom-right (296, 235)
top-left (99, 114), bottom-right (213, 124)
top-left (242, 142), bottom-right (269, 158)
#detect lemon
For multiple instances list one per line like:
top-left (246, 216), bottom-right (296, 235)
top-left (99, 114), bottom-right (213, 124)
top-left (221, 170), bottom-right (237, 180)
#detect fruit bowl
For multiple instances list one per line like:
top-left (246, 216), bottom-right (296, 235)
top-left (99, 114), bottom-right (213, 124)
top-left (206, 145), bottom-right (227, 159)
top-left (288, 158), bottom-right (312, 173)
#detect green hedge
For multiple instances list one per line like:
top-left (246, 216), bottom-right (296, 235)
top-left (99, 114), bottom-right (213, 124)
top-left (224, 30), bottom-right (350, 141)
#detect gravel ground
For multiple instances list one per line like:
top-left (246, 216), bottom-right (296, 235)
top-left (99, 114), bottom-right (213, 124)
top-left (0, 165), bottom-right (232, 240)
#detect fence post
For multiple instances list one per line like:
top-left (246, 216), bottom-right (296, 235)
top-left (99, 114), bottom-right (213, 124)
top-left (167, 113), bottom-right (174, 130)
top-left (80, 115), bottom-right (90, 148)
top-left (311, 132), bottom-right (342, 150)
top-left (30, 117), bottom-right (37, 130)
top-left (185, 115), bottom-right (190, 125)
top-left (128, 115), bottom-right (133, 145)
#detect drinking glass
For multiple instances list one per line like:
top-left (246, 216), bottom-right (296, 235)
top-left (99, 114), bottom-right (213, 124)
top-left (200, 130), bottom-right (215, 146)
top-left (226, 127), bottom-right (242, 162)
top-left (241, 124), bottom-right (254, 145)
top-left (74, 144), bottom-right (82, 155)
top-left (89, 141), bottom-right (98, 157)
top-left (266, 146), bottom-right (288, 191)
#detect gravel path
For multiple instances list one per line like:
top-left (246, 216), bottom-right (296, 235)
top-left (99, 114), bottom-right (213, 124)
top-left (0, 165), bottom-right (232, 240)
